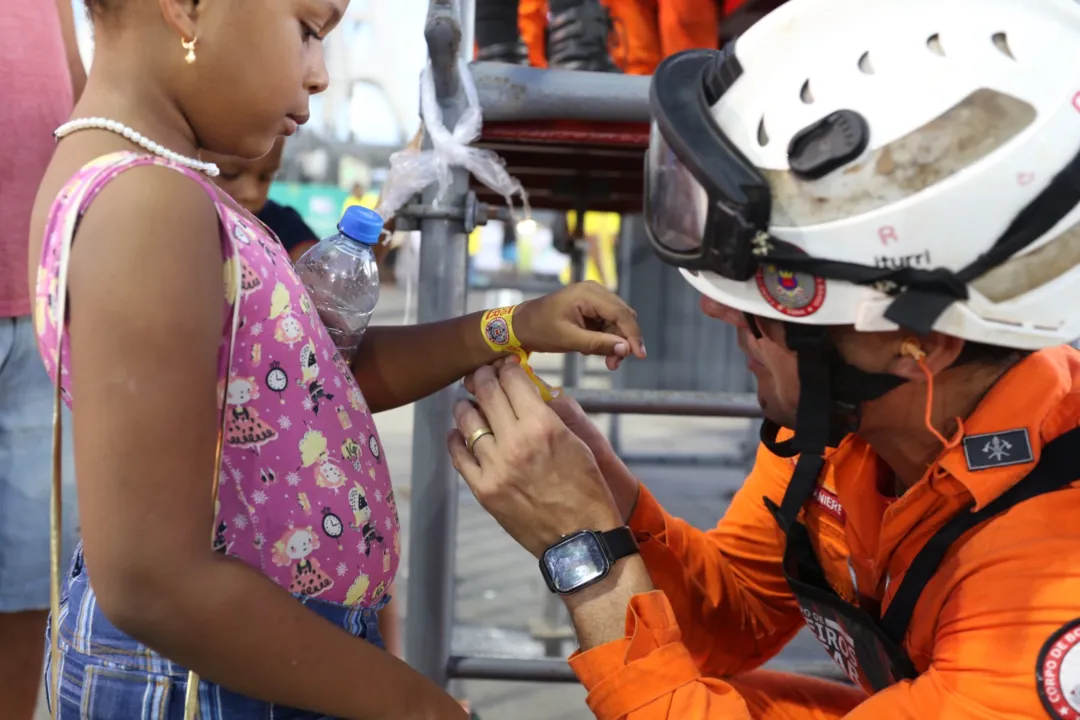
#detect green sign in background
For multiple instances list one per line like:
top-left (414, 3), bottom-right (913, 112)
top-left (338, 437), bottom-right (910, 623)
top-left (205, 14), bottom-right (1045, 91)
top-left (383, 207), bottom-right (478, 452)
top-left (268, 182), bottom-right (350, 239)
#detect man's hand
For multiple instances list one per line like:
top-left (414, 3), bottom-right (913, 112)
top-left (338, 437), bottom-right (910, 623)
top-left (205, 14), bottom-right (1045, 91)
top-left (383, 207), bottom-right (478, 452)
top-left (546, 393), bottom-right (642, 522)
top-left (450, 363), bottom-right (655, 651)
top-left (463, 361), bottom-right (641, 521)
top-left (448, 364), bottom-right (624, 558)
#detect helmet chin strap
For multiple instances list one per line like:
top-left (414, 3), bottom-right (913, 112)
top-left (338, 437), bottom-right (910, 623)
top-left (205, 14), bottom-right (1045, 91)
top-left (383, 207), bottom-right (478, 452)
top-left (759, 325), bottom-right (907, 531)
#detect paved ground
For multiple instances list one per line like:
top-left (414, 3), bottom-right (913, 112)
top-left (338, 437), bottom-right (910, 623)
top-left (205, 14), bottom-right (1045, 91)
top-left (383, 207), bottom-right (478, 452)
top-left (33, 282), bottom-right (839, 719)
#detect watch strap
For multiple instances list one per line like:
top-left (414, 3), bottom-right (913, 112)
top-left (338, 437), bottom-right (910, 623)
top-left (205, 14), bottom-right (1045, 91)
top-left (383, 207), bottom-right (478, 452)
top-left (600, 526), bottom-right (639, 561)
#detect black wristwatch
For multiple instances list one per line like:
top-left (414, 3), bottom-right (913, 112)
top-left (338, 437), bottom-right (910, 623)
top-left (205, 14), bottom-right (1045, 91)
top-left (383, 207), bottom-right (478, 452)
top-left (539, 527), bottom-right (639, 595)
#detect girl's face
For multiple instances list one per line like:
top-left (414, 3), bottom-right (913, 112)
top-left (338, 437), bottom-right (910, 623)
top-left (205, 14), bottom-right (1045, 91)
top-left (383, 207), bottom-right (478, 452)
top-left (167, 0), bottom-right (347, 158)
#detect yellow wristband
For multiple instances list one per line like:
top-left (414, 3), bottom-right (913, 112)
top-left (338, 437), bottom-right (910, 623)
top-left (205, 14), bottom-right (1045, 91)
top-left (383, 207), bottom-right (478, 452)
top-left (481, 305), bottom-right (525, 354)
top-left (480, 306), bottom-right (560, 402)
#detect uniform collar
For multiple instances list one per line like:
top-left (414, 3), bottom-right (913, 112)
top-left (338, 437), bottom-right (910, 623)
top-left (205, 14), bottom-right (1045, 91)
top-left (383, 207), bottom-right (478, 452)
top-left (936, 347), bottom-right (1076, 510)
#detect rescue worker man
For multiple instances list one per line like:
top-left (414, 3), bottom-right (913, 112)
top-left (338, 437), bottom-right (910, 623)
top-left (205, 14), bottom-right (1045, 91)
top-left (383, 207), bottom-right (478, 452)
top-left (445, 0), bottom-right (1080, 717)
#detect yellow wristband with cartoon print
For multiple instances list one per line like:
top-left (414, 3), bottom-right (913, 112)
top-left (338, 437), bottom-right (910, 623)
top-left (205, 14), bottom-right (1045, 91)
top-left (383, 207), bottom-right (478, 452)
top-left (480, 305), bottom-right (559, 402)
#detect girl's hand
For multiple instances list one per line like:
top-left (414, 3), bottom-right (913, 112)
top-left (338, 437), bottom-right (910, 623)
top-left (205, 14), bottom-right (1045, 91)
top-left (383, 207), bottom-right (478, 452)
top-left (514, 281), bottom-right (646, 370)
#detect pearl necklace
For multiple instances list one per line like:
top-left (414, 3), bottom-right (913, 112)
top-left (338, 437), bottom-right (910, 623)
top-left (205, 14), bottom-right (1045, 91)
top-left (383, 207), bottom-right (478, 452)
top-left (53, 117), bottom-right (220, 178)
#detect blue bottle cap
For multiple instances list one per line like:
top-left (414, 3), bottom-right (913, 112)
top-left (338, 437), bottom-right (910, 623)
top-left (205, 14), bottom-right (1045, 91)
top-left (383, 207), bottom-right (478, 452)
top-left (337, 206), bottom-right (384, 246)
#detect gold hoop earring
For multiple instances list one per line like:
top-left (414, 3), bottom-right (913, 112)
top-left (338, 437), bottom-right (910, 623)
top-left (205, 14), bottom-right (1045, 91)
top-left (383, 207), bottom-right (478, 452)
top-left (181, 37), bottom-right (197, 64)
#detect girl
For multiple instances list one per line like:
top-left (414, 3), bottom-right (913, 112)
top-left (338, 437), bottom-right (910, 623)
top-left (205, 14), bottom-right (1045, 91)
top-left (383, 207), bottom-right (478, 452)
top-left (27, 1), bottom-right (645, 718)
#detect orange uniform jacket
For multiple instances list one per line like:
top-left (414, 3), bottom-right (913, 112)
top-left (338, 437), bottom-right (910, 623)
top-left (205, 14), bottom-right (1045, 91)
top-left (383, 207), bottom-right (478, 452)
top-left (570, 346), bottom-right (1080, 718)
top-left (518, 0), bottom-right (722, 75)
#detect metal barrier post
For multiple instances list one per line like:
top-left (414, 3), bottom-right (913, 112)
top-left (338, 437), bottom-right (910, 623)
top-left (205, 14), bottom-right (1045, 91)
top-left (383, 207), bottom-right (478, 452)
top-left (562, 212), bottom-right (587, 389)
top-left (608, 215), bottom-right (637, 456)
top-left (404, 0), bottom-right (469, 687)
top-left (532, 213), bottom-right (588, 657)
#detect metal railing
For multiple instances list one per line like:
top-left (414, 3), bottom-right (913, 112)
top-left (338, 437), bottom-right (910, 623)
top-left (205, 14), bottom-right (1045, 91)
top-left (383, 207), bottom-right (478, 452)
top-left (403, 0), bottom-right (766, 690)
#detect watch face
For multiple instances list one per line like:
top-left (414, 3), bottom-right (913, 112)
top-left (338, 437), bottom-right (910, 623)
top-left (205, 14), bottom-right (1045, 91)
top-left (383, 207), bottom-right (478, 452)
top-left (543, 532), bottom-right (608, 594)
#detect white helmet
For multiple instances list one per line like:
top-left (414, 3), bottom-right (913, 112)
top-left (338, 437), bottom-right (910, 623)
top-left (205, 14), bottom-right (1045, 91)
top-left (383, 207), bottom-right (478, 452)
top-left (645, 0), bottom-right (1080, 350)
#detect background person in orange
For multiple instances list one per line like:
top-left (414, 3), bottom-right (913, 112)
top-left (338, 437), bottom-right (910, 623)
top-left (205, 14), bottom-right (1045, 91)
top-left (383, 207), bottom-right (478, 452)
top-left (445, 0), bottom-right (1080, 718)
top-left (519, 0), bottom-right (723, 74)
top-left (476, 0), bottom-right (620, 69)
top-left (476, 0), bottom-right (723, 74)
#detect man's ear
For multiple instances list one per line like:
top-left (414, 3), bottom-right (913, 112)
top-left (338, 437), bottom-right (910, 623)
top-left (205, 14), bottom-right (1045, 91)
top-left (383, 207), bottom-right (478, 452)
top-left (886, 333), bottom-right (965, 381)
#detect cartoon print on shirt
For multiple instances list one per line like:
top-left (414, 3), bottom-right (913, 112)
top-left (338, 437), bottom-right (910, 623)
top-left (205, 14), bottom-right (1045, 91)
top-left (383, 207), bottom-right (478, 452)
top-left (370, 580), bottom-right (387, 604)
top-left (298, 292), bottom-right (314, 320)
top-left (213, 522), bottom-right (232, 555)
top-left (232, 219), bottom-right (255, 245)
top-left (299, 429), bottom-right (348, 493)
top-left (341, 437), bottom-right (362, 471)
top-left (336, 405), bottom-right (352, 430)
top-left (271, 526), bottom-right (333, 597)
top-left (344, 571), bottom-right (370, 607)
top-left (385, 489), bottom-right (398, 519)
top-left (331, 351), bottom-right (352, 379)
top-left (265, 360), bottom-right (289, 403)
top-left (259, 468), bottom-right (276, 485)
top-left (256, 233), bottom-right (278, 267)
top-left (240, 257), bottom-right (262, 295)
top-left (347, 386), bottom-right (366, 412)
top-left (382, 548), bottom-right (392, 573)
top-left (321, 506), bottom-right (345, 550)
top-left (223, 377), bottom-right (278, 451)
top-left (35, 270), bottom-right (57, 340)
top-left (223, 257), bottom-right (239, 306)
top-left (269, 282), bottom-right (305, 348)
top-left (297, 338), bottom-right (334, 415)
top-left (348, 481), bottom-right (385, 555)
top-left (367, 434), bottom-right (382, 464)
top-left (331, 352), bottom-right (368, 412)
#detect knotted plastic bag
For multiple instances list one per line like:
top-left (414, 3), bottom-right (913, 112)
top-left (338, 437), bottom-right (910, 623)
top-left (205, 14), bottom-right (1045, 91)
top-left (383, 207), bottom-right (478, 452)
top-left (377, 57), bottom-right (530, 224)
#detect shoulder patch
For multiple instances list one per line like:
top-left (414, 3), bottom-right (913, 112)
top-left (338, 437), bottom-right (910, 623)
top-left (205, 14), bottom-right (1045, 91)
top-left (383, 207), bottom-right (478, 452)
top-left (1037, 617), bottom-right (1080, 719)
top-left (962, 428), bottom-right (1034, 471)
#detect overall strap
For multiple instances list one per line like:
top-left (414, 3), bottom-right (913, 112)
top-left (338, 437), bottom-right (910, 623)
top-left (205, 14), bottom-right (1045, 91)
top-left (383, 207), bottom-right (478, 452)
top-left (879, 425), bottom-right (1080, 644)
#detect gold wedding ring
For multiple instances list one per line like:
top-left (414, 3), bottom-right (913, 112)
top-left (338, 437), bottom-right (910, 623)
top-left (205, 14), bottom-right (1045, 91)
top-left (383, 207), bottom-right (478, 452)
top-left (466, 427), bottom-right (494, 455)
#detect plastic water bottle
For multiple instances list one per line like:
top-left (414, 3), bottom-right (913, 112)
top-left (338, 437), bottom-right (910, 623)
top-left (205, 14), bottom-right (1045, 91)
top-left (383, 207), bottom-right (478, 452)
top-left (296, 206), bottom-right (383, 361)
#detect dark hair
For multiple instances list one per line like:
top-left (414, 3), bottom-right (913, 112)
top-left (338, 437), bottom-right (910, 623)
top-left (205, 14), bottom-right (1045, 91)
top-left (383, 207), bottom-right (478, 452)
top-left (952, 341), bottom-right (1030, 368)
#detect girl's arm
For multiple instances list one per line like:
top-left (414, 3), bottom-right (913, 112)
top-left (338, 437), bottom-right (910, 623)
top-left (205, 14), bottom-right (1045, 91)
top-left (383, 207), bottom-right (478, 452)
top-left (66, 169), bottom-right (465, 720)
top-left (353, 282), bottom-right (644, 413)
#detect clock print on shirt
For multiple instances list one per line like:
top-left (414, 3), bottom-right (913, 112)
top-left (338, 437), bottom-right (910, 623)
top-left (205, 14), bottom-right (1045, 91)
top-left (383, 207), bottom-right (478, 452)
top-left (322, 507), bottom-right (344, 549)
top-left (266, 361), bottom-right (289, 402)
top-left (368, 434), bottom-right (381, 464)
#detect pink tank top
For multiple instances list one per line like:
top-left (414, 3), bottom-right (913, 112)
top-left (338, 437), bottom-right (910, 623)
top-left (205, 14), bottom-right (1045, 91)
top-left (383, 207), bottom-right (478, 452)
top-left (34, 153), bottom-right (400, 607)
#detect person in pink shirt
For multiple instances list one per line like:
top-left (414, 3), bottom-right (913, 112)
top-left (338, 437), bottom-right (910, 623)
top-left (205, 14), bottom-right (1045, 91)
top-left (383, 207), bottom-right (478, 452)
top-left (27, 1), bottom-right (645, 717)
top-left (0, 2), bottom-right (85, 717)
